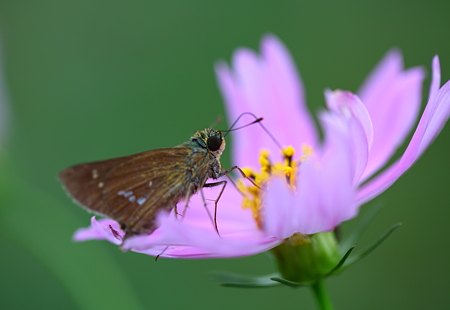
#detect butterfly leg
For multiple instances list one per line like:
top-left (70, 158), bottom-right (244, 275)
top-left (223, 173), bottom-right (248, 197)
top-left (174, 190), bottom-right (193, 222)
top-left (174, 204), bottom-right (180, 220)
top-left (203, 180), bottom-right (227, 237)
top-left (199, 189), bottom-right (215, 230)
top-left (174, 203), bottom-right (186, 221)
top-left (155, 246), bottom-right (169, 261)
top-left (181, 190), bottom-right (193, 218)
top-left (220, 166), bottom-right (262, 190)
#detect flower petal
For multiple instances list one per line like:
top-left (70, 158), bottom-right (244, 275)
top-left (357, 56), bottom-right (450, 204)
top-left (215, 34), bottom-right (318, 169)
top-left (325, 90), bottom-right (372, 184)
top-left (262, 111), bottom-right (357, 236)
top-left (297, 112), bottom-right (358, 233)
top-left (263, 177), bottom-right (298, 239)
top-left (122, 178), bottom-right (281, 258)
top-left (125, 213), bottom-right (280, 259)
top-left (358, 50), bottom-right (426, 181)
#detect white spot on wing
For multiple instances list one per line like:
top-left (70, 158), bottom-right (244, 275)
top-left (118, 190), bottom-right (134, 199)
top-left (137, 197), bottom-right (146, 205)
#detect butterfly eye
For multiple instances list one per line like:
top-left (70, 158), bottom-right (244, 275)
top-left (207, 135), bottom-right (222, 151)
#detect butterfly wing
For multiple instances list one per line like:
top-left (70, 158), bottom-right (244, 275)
top-left (59, 147), bottom-right (211, 236)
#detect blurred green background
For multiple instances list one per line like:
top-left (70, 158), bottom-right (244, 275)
top-left (0, 1), bottom-right (449, 309)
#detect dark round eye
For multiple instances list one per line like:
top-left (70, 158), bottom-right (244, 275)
top-left (207, 135), bottom-right (222, 151)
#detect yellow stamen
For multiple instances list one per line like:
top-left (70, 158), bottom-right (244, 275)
top-left (283, 166), bottom-right (293, 178)
top-left (282, 145), bottom-right (295, 157)
top-left (238, 146), bottom-right (314, 229)
top-left (241, 167), bottom-right (254, 178)
top-left (260, 149), bottom-right (270, 158)
top-left (259, 156), bottom-right (270, 168)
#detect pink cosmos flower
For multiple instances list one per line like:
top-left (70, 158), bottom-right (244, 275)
top-left (74, 35), bottom-right (450, 259)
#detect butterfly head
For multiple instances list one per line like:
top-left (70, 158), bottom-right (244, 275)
top-left (191, 128), bottom-right (226, 158)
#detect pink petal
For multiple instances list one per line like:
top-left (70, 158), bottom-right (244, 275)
top-left (263, 111), bottom-right (357, 236)
top-left (296, 112), bottom-right (357, 233)
top-left (127, 213), bottom-right (279, 259)
top-left (215, 34), bottom-right (318, 170)
top-left (124, 212), bottom-right (279, 259)
top-left (122, 178), bottom-right (280, 258)
top-left (358, 50), bottom-right (426, 181)
top-left (263, 177), bottom-right (298, 239)
top-left (325, 90), bottom-right (372, 184)
top-left (357, 56), bottom-right (450, 204)
top-left (73, 179), bottom-right (280, 258)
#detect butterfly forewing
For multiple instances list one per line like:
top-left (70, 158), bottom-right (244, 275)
top-left (59, 147), bottom-right (212, 236)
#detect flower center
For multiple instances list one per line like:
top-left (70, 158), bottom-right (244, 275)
top-left (237, 145), bottom-right (313, 228)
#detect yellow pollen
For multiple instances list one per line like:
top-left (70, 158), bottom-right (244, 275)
top-left (259, 156), bottom-right (270, 168)
top-left (241, 167), bottom-right (254, 178)
top-left (282, 145), bottom-right (295, 157)
top-left (260, 149), bottom-right (270, 158)
top-left (300, 144), bottom-right (314, 162)
top-left (283, 166), bottom-right (293, 177)
top-left (238, 146), bottom-right (310, 229)
top-left (261, 166), bottom-right (270, 175)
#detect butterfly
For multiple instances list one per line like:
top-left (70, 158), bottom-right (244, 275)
top-left (59, 116), bottom-right (263, 240)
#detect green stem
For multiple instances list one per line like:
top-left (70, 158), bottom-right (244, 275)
top-left (311, 279), bottom-right (334, 310)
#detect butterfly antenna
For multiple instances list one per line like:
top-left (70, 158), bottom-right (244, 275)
top-left (221, 112), bottom-right (283, 150)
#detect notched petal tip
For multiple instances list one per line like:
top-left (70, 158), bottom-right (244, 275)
top-left (384, 48), bottom-right (403, 65)
top-left (432, 55), bottom-right (440, 70)
top-left (214, 60), bottom-right (230, 75)
top-left (261, 33), bottom-right (283, 49)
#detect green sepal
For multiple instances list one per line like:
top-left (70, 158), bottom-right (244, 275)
top-left (340, 201), bottom-right (385, 253)
top-left (342, 222), bottom-right (402, 270)
top-left (270, 277), bottom-right (311, 287)
top-left (325, 245), bottom-right (356, 276)
top-left (210, 271), bottom-right (281, 288)
top-left (271, 245), bottom-right (356, 286)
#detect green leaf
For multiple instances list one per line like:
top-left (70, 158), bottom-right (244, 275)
top-left (210, 271), bottom-right (281, 288)
top-left (342, 222), bottom-right (402, 270)
top-left (340, 200), bottom-right (385, 253)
